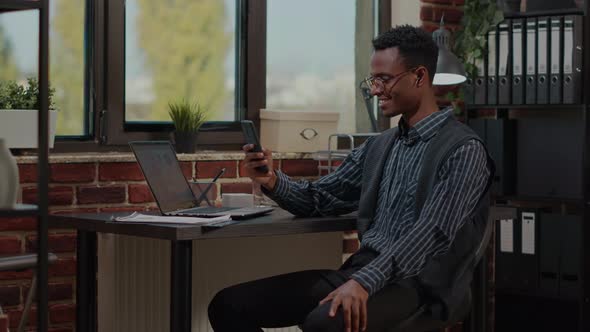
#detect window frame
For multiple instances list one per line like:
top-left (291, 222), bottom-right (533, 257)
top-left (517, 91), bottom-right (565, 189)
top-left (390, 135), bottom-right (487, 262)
top-left (51, 0), bottom-right (390, 152)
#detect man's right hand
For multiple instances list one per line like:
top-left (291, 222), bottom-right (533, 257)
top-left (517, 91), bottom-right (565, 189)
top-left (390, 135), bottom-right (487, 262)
top-left (242, 144), bottom-right (277, 190)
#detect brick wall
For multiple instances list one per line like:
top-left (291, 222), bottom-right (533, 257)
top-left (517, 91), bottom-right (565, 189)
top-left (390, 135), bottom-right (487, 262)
top-left (0, 155), bottom-right (331, 331)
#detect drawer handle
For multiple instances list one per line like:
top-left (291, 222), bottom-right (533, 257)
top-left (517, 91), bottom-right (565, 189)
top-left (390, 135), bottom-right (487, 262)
top-left (300, 128), bottom-right (318, 140)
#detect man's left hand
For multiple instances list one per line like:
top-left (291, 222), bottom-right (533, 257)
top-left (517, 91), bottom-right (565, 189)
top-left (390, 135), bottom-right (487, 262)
top-left (319, 279), bottom-right (369, 332)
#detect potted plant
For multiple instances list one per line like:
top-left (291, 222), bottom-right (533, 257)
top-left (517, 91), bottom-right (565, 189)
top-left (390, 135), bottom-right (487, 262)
top-left (168, 98), bottom-right (207, 153)
top-left (0, 77), bottom-right (58, 149)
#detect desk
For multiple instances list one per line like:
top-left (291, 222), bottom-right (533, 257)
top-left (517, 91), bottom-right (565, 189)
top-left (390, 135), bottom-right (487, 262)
top-left (49, 209), bottom-right (357, 332)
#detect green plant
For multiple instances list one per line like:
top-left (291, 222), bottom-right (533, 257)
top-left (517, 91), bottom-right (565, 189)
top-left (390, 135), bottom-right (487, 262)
top-left (167, 99), bottom-right (208, 133)
top-left (0, 77), bottom-right (56, 110)
top-left (453, 0), bottom-right (504, 80)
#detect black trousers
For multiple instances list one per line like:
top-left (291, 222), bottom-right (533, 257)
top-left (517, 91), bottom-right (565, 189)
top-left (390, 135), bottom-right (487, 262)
top-left (208, 249), bottom-right (422, 332)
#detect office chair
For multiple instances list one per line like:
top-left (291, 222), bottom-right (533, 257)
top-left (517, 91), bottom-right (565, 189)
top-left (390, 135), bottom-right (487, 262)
top-left (385, 209), bottom-right (496, 332)
top-left (0, 253), bottom-right (58, 332)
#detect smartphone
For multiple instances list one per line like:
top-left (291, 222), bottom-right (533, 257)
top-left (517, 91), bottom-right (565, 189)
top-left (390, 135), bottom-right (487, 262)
top-left (241, 120), bottom-right (269, 173)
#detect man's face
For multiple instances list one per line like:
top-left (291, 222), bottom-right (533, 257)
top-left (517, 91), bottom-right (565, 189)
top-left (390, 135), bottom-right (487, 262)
top-left (369, 47), bottom-right (422, 118)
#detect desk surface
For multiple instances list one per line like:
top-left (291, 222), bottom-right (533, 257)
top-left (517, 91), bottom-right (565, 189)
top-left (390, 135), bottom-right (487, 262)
top-left (49, 209), bottom-right (357, 241)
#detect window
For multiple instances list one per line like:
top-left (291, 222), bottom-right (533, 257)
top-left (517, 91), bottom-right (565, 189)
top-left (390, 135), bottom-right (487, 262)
top-left (125, 0), bottom-right (237, 123)
top-left (0, 0), bottom-right (87, 136)
top-left (267, 0), bottom-right (356, 133)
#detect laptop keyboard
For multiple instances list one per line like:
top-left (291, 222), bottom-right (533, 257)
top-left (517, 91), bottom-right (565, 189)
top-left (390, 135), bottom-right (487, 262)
top-left (179, 206), bottom-right (234, 214)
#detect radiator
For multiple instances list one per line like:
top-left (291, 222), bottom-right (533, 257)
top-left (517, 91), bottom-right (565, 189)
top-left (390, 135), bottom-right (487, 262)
top-left (97, 232), bottom-right (343, 332)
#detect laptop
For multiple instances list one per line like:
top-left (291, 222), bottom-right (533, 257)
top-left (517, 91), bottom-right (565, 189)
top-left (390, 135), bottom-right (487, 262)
top-left (129, 141), bottom-right (274, 219)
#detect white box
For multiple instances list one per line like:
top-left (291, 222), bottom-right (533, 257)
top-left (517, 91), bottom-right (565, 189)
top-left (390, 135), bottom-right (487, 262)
top-left (260, 109), bottom-right (339, 152)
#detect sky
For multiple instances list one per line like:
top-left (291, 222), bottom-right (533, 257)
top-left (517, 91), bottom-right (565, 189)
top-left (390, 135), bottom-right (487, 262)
top-left (0, 0), bottom-right (356, 79)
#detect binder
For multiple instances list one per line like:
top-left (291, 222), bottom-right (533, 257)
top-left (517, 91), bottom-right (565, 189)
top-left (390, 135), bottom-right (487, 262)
top-left (463, 78), bottom-right (475, 106)
top-left (537, 17), bottom-right (550, 104)
top-left (517, 210), bottom-right (538, 292)
top-left (549, 17), bottom-right (563, 104)
top-left (539, 213), bottom-right (561, 296)
top-left (486, 118), bottom-right (516, 196)
top-left (559, 215), bottom-right (582, 299)
top-left (474, 52), bottom-right (486, 104)
top-left (487, 29), bottom-right (498, 105)
top-left (525, 18), bottom-right (537, 104)
top-left (498, 21), bottom-right (511, 104)
top-left (563, 15), bottom-right (583, 104)
top-left (511, 19), bottom-right (525, 104)
top-left (496, 218), bottom-right (517, 290)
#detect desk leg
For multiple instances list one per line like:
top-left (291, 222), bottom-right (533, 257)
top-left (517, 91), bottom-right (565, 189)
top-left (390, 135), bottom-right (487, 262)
top-left (171, 240), bottom-right (192, 332)
top-left (76, 230), bottom-right (97, 332)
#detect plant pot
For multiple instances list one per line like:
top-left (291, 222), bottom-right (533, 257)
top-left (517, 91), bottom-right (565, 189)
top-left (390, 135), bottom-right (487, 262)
top-left (174, 132), bottom-right (199, 153)
top-left (0, 109), bottom-right (58, 149)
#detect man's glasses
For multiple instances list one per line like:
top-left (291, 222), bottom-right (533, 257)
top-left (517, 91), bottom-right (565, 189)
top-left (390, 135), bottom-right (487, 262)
top-left (359, 67), bottom-right (417, 92)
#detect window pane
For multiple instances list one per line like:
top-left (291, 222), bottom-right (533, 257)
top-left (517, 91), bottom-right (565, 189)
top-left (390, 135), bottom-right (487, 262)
top-left (125, 0), bottom-right (236, 122)
top-left (267, 0), bottom-right (356, 133)
top-left (0, 1), bottom-right (87, 136)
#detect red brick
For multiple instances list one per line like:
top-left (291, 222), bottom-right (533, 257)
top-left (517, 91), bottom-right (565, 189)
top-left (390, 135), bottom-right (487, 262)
top-left (421, 0), bottom-right (453, 4)
top-left (0, 269), bottom-right (33, 281)
top-left (281, 160), bottom-right (318, 177)
top-left (99, 162), bottom-right (144, 181)
top-left (50, 163), bottom-right (95, 183)
top-left (47, 328), bottom-right (73, 332)
top-left (128, 184), bottom-right (154, 203)
top-left (432, 7), bottom-right (463, 24)
top-left (23, 282), bottom-right (73, 302)
top-left (196, 161), bottom-right (238, 179)
top-left (18, 164), bottom-right (37, 183)
top-left (48, 258), bottom-right (76, 277)
top-left (26, 233), bottom-right (76, 253)
top-left (221, 182), bottom-right (253, 194)
top-left (0, 285), bottom-right (20, 307)
top-left (343, 239), bottom-right (359, 254)
top-left (6, 308), bottom-right (36, 328)
top-left (22, 186), bottom-right (74, 206)
top-left (77, 186), bottom-right (126, 204)
top-left (49, 303), bottom-right (75, 324)
top-left (49, 208), bottom-right (99, 215)
top-left (238, 160), bottom-right (280, 178)
top-left (0, 217), bottom-right (36, 231)
top-left (0, 314), bottom-right (7, 332)
top-left (99, 206), bottom-right (148, 213)
top-left (422, 22), bottom-right (460, 33)
top-left (179, 161), bottom-right (194, 179)
top-left (0, 236), bottom-right (22, 255)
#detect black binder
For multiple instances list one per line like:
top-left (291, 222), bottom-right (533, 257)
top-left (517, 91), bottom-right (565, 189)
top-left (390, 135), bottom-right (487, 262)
top-left (496, 217), bottom-right (518, 290)
top-left (498, 21), bottom-right (511, 104)
top-left (474, 52), bottom-right (486, 105)
top-left (549, 17), bottom-right (563, 104)
top-left (517, 210), bottom-right (538, 292)
top-left (563, 15), bottom-right (583, 104)
top-left (539, 213), bottom-right (561, 296)
top-left (487, 29), bottom-right (498, 105)
top-left (559, 215), bottom-right (582, 299)
top-left (511, 19), bottom-right (525, 104)
top-left (537, 17), bottom-right (550, 104)
top-left (525, 18), bottom-right (537, 104)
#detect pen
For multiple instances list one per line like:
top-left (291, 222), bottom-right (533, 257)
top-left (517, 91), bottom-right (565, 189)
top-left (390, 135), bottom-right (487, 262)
top-left (196, 167), bottom-right (226, 206)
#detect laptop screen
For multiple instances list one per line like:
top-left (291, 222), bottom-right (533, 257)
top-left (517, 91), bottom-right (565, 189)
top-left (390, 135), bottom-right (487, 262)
top-left (129, 141), bottom-right (198, 213)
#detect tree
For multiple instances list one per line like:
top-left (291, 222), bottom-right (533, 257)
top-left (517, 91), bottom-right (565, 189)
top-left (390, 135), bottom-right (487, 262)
top-left (51, 0), bottom-right (85, 135)
top-left (136, 0), bottom-right (232, 120)
top-left (0, 25), bottom-right (19, 82)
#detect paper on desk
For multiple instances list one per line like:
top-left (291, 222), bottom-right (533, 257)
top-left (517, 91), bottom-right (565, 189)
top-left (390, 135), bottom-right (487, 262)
top-left (113, 212), bottom-right (231, 225)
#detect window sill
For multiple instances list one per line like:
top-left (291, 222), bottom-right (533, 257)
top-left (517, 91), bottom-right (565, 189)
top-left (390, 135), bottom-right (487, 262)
top-left (15, 151), bottom-right (315, 164)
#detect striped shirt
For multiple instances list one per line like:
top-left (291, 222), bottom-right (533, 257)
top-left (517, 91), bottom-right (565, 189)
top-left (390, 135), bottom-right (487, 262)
top-left (264, 108), bottom-right (491, 295)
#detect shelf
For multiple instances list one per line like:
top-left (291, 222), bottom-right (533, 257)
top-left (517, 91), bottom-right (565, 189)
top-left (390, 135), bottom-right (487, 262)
top-left (503, 8), bottom-right (584, 19)
top-left (467, 104), bottom-right (585, 110)
top-left (496, 288), bottom-right (580, 303)
top-left (0, 0), bottom-right (42, 12)
top-left (0, 204), bottom-right (38, 217)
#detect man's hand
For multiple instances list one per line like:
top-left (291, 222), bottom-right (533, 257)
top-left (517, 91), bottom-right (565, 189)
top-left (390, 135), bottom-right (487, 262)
top-left (319, 279), bottom-right (369, 332)
top-left (242, 144), bottom-right (277, 190)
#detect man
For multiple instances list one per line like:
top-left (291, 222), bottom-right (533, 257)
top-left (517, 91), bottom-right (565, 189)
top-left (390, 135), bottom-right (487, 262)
top-left (208, 25), bottom-right (493, 332)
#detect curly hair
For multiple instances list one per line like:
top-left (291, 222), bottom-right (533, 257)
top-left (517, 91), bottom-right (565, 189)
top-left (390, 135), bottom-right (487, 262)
top-left (372, 25), bottom-right (438, 83)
